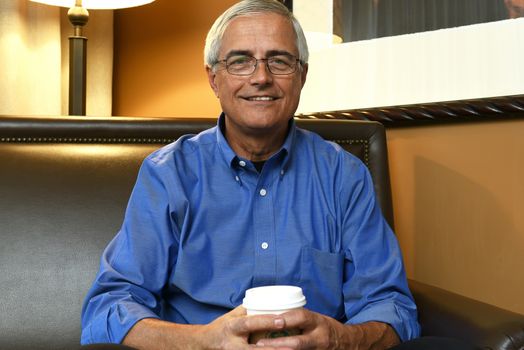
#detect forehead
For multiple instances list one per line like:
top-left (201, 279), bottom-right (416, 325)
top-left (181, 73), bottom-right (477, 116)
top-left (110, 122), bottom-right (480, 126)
top-left (219, 12), bottom-right (297, 56)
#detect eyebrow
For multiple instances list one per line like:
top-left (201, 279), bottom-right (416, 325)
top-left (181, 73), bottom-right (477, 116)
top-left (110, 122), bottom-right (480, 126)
top-left (224, 49), bottom-right (296, 59)
top-left (266, 50), bottom-right (295, 57)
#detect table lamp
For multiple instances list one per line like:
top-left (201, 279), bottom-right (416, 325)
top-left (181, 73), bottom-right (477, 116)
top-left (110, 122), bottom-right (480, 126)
top-left (30, 0), bottom-right (155, 116)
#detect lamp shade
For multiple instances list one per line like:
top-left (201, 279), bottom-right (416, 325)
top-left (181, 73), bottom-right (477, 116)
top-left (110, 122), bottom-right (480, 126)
top-left (30, 0), bottom-right (154, 9)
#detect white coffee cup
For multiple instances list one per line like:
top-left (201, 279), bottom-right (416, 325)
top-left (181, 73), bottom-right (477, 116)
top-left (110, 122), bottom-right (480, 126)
top-left (242, 285), bottom-right (306, 343)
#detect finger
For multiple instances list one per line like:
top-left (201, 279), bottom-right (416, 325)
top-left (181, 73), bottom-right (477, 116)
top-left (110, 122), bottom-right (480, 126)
top-left (229, 313), bottom-right (283, 335)
top-left (255, 334), bottom-right (308, 349)
top-left (249, 345), bottom-right (295, 350)
top-left (258, 332), bottom-right (328, 350)
top-left (248, 345), bottom-right (294, 350)
top-left (277, 308), bottom-right (317, 330)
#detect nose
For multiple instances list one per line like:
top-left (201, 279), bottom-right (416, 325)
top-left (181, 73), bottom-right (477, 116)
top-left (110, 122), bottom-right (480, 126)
top-left (249, 59), bottom-right (273, 85)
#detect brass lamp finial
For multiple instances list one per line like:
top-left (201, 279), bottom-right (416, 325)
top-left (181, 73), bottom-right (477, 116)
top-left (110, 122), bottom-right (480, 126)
top-left (68, 0), bottom-right (89, 36)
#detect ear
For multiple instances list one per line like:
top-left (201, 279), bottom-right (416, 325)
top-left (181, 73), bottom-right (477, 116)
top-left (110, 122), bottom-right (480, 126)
top-left (300, 63), bottom-right (308, 89)
top-left (206, 66), bottom-right (220, 98)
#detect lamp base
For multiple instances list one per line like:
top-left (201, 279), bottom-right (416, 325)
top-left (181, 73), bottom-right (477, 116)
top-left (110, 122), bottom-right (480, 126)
top-left (67, 3), bottom-right (89, 116)
top-left (69, 36), bottom-right (87, 116)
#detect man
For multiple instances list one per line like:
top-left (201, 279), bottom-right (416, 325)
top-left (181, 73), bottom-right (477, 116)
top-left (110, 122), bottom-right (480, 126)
top-left (81, 1), bottom-right (420, 348)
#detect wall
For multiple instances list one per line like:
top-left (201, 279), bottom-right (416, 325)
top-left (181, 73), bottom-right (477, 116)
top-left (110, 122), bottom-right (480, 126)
top-left (113, 0), bottom-right (236, 117)
top-left (0, 1), bottom-right (61, 115)
top-left (387, 120), bottom-right (524, 314)
top-left (297, 17), bottom-right (524, 114)
top-left (0, 1), bottom-right (113, 116)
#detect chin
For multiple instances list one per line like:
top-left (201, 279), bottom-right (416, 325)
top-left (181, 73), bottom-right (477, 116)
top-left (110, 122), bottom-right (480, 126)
top-left (245, 115), bottom-right (285, 129)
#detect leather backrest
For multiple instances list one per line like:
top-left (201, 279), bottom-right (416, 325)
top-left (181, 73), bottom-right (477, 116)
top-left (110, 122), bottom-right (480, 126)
top-left (0, 116), bottom-right (393, 349)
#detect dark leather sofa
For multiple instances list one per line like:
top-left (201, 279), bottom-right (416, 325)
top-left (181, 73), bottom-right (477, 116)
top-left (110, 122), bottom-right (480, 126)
top-left (1, 115), bottom-right (523, 350)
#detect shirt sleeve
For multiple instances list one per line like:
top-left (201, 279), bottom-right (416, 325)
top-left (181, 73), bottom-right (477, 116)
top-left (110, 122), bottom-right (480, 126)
top-left (81, 156), bottom-right (178, 344)
top-left (340, 159), bottom-right (420, 341)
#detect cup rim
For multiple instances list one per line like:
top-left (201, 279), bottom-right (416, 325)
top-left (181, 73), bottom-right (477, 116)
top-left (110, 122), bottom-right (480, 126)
top-left (242, 285), bottom-right (306, 311)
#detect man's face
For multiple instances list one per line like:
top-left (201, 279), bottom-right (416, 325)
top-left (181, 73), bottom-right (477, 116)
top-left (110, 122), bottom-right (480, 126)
top-left (207, 12), bottom-right (308, 138)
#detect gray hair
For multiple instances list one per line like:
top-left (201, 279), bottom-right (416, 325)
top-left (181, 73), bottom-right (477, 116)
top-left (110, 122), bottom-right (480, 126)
top-left (204, 0), bottom-right (309, 67)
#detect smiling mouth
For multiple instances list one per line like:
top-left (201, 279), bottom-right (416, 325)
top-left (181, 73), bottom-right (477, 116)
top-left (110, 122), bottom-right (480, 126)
top-left (244, 96), bottom-right (277, 101)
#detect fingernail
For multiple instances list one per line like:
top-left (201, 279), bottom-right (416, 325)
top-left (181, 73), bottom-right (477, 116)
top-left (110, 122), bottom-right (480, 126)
top-left (274, 318), bottom-right (285, 328)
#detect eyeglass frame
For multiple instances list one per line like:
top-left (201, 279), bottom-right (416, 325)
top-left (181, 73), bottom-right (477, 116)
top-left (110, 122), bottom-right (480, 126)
top-left (213, 54), bottom-right (303, 76)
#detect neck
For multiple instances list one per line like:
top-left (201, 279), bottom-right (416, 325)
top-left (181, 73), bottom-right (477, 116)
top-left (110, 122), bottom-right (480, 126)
top-left (224, 122), bottom-right (289, 162)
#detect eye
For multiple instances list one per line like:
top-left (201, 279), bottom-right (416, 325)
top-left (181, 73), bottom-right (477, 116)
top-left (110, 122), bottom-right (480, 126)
top-left (227, 55), bottom-right (253, 66)
top-left (269, 55), bottom-right (293, 67)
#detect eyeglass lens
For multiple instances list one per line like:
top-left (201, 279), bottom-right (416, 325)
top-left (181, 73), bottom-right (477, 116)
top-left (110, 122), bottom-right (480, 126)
top-left (225, 55), bottom-right (298, 75)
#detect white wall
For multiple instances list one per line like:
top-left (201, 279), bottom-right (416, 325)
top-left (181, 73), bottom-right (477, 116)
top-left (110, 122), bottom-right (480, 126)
top-left (296, 17), bottom-right (524, 114)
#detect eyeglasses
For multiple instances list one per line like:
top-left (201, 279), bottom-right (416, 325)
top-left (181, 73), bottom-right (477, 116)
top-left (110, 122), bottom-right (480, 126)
top-left (215, 54), bottom-right (301, 76)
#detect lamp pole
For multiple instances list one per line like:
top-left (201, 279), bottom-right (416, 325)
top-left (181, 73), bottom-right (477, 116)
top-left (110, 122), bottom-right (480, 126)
top-left (68, 0), bottom-right (88, 116)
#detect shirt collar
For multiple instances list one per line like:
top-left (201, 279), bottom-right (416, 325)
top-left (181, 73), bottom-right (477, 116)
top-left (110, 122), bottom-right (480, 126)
top-left (216, 113), bottom-right (238, 168)
top-left (215, 113), bottom-right (296, 169)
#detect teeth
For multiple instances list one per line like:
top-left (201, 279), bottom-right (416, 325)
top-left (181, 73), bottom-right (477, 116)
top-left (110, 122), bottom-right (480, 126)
top-left (248, 96), bottom-right (274, 101)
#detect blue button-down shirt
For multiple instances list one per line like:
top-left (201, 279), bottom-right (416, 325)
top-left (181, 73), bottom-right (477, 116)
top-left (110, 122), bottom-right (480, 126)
top-left (81, 116), bottom-right (420, 344)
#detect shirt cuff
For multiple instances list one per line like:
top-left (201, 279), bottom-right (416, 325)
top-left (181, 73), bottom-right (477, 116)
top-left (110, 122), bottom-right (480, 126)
top-left (81, 301), bottom-right (160, 345)
top-left (345, 302), bottom-right (420, 342)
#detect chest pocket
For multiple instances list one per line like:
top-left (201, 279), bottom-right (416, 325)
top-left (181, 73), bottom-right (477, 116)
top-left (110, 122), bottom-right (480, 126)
top-left (300, 246), bottom-right (345, 320)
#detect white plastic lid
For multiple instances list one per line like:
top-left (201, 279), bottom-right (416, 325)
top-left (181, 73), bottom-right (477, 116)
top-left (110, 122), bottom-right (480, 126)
top-left (242, 285), bottom-right (306, 312)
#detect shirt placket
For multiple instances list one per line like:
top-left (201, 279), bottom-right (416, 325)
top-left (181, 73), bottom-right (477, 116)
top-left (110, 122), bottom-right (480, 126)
top-left (251, 170), bottom-right (277, 286)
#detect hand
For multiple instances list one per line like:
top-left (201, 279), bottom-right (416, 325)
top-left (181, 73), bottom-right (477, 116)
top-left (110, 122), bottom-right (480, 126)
top-left (254, 308), bottom-right (400, 350)
top-left (124, 306), bottom-right (294, 350)
top-left (196, 306), bottom-right (296, 350)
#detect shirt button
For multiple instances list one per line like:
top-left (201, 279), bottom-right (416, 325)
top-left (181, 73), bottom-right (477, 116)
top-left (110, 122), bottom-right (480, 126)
top-left (239, 160), bottom-right (246, 167)
top-left (235, 176), bottom-right (240, 182)
top-left (259, 188), bottom-right (267, 196)
top-left (261, 242), bottom-right (269, 250)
